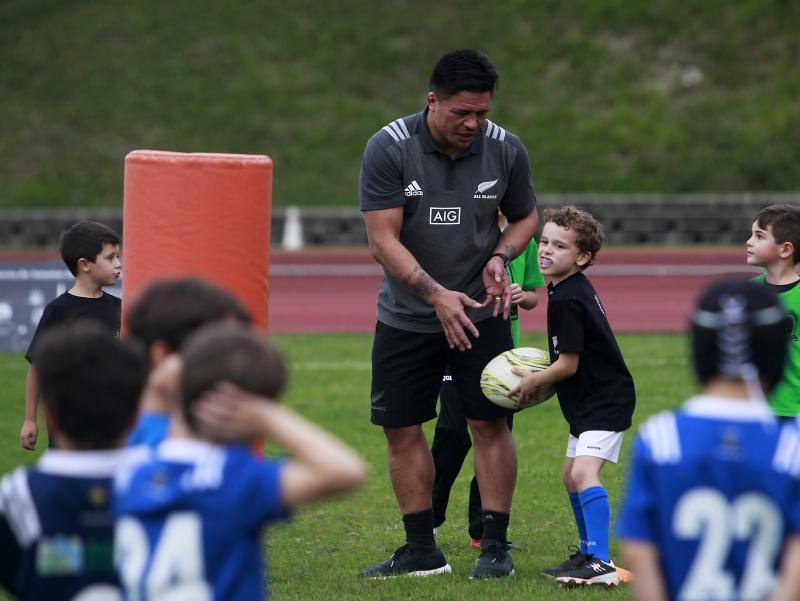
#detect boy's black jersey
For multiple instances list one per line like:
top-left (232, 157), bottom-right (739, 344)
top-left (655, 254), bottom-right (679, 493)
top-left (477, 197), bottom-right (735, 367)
top-left (26, 292), bottom-right (121, 363)
top-left (546, 271), bottom-right (635, 436)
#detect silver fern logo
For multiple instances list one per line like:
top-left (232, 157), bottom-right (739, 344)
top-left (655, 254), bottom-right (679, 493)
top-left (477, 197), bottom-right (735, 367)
top-left (474, 179), bottom-right (499, 199)
top-left (476, 179), bottom-right (498, 193)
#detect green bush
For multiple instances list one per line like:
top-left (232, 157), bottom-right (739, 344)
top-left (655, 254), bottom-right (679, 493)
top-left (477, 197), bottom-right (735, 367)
top-left (1, 0), bottom-right (797, 208)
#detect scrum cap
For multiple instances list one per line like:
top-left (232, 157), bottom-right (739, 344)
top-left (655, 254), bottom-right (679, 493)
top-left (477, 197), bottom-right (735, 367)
top-left (691, 279), bottom-right (791, 393)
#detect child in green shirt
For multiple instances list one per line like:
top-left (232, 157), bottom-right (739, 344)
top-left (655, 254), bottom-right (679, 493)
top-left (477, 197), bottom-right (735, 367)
top-left (747, 203), bottom-right (800, 417)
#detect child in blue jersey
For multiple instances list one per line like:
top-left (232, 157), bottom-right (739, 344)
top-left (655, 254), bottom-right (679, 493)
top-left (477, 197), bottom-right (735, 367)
top-left (114, 324), bottom-right (365, 601)
top-left (125, 277), bottom-right (251, 447)
top-left (1, 322), bottom-right (147, 601)
top-left (617, 279), bottom-right (800, 601)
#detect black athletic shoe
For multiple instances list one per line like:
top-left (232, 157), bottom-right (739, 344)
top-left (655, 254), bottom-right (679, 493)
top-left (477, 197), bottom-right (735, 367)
top-left (556, 554), bottom-right (618, 587)
top-left (358, 543), bottom-right (452, 578)
top-left (470, 538), bottom-right (514, 579)
top-left (471, 537), bottom-right (523, 552)
top-left (541, 545), bottom-right (585, 578)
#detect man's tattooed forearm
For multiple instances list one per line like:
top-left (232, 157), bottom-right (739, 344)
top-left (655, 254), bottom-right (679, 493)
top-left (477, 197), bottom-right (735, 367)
top-left (405, 265), bottom-right (440, 300)
top-left (502, 243), bottom-right (517, 259)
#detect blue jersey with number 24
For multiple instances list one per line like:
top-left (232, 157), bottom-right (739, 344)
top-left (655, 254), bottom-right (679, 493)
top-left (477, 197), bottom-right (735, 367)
top-left (616, 396), bottom-right (800, 601)
top-left (114, 439), bottom-right (287, 601)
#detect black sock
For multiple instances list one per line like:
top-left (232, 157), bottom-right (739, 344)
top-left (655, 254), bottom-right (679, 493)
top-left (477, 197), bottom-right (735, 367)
top-left (403, 509), bottom-right (436, 547)
top-left (482, 510), bottom-right (510, 543)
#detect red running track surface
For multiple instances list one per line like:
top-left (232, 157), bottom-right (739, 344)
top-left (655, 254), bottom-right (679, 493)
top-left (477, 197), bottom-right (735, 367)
top-left (267, 248), bottom-right (754, 334)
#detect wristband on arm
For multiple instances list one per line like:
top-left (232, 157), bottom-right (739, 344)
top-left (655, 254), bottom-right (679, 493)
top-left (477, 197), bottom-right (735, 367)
top-left (490, 252), bottom-right (511, 267)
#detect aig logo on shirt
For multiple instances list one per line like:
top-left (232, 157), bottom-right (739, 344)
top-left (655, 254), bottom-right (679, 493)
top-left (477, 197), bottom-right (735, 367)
top-left (429, 207), bottom-right (461, 225)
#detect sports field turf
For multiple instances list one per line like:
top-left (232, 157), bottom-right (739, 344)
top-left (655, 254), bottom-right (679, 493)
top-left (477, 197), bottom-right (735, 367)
top-left (0, 331), bottom-right (693, 600)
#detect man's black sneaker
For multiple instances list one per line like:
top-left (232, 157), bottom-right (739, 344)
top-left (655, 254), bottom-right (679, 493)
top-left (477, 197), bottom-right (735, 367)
top-left (358, 543), bottom-right (452, 578)
top-left (555, 554), bottom-right (618, 587)
top-left (470, 538), bottom-right (514, 579)
top-left (541, 545), bottom-right (585, 578)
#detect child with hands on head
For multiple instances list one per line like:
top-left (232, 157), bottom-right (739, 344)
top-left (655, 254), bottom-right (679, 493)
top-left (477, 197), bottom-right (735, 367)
top-left (114, 323), bottom-right (365, 601)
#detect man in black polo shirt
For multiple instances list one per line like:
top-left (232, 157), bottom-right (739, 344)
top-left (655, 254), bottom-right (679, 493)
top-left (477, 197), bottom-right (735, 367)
top-left (358, 49), bottom-right (538, 579)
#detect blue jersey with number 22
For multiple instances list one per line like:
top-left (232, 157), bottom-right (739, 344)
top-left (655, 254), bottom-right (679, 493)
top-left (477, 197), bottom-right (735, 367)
top-left (617, 396), bottom-right (800, 601)
top-left (114, 439), bottom-right (287, 601)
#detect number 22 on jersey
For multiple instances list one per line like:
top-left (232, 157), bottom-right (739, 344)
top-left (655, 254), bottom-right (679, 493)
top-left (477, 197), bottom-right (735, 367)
top-left (674, 488), bottom-right (783, 601)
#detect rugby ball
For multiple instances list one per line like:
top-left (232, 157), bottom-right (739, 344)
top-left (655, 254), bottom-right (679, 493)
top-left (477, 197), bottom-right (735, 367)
top-left (480, 347), bottom-right (556, 409)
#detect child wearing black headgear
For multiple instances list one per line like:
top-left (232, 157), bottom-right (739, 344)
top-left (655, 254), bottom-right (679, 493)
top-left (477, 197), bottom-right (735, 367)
top-left (617, 279), bottom-right (800, 601)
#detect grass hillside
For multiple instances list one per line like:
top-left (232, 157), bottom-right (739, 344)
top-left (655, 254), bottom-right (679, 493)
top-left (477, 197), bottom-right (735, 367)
top-left (1, 0), bottom-right (798, 209)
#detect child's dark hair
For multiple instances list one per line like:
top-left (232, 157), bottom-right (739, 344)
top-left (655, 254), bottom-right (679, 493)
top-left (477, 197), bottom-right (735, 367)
top-left (429, 49), bottom-right (499, 98)
top-left (543, 206), bottom-right (605, 269)
top-left (59, 220), bottom-right (120, 276)
top-left (754, 204), bottom-right (800, 264)
top-left (180, 324), bottom-right (286, 433)
top-left (34, 322), bottom-right (146, 449)
top-left (125, 277), bottom-right (251, 354)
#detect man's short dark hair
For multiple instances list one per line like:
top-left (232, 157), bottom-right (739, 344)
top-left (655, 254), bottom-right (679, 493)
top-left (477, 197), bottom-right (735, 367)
top-left (60, 220), bottom-right (121, 276)
top-left (755, 204), bottom-right (800, 264)
top-left (34, 322), bottom-right (147, 449)
top-left (180, 324), bottom-right (286, 433)
top-left (429, 49), bottom-right (499, 98)
top-left (125, 277), bottom-right (251, 353)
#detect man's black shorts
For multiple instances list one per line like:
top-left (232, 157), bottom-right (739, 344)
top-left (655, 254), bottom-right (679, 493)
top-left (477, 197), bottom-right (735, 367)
top-left (370, 317), bottom-right (514, 427)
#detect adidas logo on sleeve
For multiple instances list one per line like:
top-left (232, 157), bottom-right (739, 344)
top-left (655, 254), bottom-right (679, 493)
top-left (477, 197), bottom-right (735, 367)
top-left (404, 180), bottom-right (423, 197)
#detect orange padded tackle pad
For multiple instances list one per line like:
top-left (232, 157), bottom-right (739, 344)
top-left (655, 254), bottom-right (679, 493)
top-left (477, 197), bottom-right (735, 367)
top-left (122, 150), bottom-right (272, 333)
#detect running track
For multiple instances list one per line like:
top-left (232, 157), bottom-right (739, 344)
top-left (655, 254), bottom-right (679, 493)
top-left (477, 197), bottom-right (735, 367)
top-left (268, 248), bottom-right (754, 334)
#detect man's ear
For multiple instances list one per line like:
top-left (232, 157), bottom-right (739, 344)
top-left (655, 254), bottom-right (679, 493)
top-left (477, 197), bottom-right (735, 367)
top-left (426, 91), bottom-right (437, 111)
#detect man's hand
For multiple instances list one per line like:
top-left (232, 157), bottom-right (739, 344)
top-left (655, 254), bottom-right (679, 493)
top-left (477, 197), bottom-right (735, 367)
top-left (430, 288), bottom-right (483, 351)
top-left (482, 256), bottom-right (512, 319)
top-left (193, 382), bottom-right (274, 444)
top-left (20, 419), bottom-right (37, 450)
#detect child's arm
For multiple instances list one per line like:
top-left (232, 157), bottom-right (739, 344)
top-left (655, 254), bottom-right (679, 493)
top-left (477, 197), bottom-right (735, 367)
top-left (19, 364), bottom-right (39, 450)
top-left (621, 540), bottom-right (668, 601)
top-left (192, 384), bottom-right (366, 507)
top-left (138, 354), bottom-right (181, 414)
top-left (509, 352), bottom-right (578, 406)
top-left (509, 283), bottom-right (538, 310)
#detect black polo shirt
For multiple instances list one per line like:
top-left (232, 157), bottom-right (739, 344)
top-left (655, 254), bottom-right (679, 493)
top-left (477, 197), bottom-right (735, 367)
top-left (359, 108), bottom-right (536, 332)
top-left (546, 271), bottom-right (635, 436)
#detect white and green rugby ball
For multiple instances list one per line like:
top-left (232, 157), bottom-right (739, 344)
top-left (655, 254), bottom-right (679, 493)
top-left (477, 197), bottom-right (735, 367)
top-left (480, 347), bottom-right (556, 409)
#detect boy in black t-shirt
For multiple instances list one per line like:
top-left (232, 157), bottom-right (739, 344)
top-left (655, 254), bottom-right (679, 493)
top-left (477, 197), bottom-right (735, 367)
top-left (20, 221), bottom-right (122, 451)
top-left (510, 206), bottom-right (635, 587)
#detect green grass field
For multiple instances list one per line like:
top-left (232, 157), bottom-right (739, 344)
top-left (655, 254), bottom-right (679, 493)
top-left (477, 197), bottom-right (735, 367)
top-left (0, 332), bottom-right (694, 600)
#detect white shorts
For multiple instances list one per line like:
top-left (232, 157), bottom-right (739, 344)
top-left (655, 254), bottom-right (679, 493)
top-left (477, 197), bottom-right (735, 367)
top-left (566, 430), bottom-right (624, 463)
